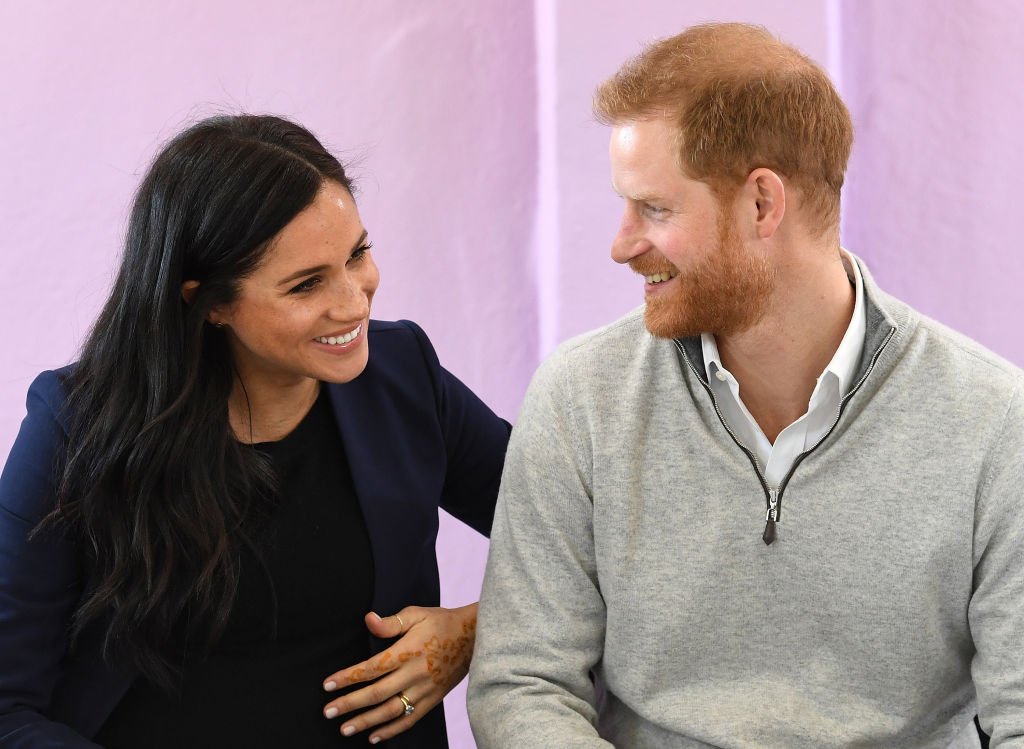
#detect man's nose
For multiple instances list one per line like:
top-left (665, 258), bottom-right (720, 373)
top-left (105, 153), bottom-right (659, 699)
top-left (611, 209), bottom-right (650, 264)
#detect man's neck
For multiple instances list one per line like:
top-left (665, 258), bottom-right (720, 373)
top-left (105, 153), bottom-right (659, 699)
top-left (715, 249), bottom-right (855, 444)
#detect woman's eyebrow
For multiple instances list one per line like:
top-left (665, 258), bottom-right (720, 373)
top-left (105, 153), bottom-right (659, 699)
top-left (276, 230), bottom-right (368, 286)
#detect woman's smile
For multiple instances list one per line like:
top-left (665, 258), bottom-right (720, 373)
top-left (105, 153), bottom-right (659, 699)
top-left (313, 322), bottom-right (366, 353)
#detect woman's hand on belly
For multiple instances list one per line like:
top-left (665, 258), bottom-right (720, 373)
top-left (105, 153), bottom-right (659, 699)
top-left (320, 602), bottom-right (478, 743)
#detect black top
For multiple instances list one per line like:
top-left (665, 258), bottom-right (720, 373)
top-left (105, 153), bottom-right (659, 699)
top-left (96, 385), bottom-right (375, 748)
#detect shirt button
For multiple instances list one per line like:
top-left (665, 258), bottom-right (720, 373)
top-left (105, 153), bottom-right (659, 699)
top-left (715, 371), bottom-right (728, 382)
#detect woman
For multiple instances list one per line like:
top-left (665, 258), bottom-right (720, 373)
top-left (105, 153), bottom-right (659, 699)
top-left (0, 115), bottom-right (510, 747)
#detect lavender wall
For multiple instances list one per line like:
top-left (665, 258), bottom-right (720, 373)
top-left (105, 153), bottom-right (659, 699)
top-left (841, 0), bottom-right (1024, 366)
top-left (1, 2), bottom-right (1020, 747)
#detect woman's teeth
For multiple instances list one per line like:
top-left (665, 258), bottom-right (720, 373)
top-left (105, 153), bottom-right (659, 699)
top-left (315, 325), bottom-right (361, 346)
top-left (645, 271), bottom-right (678, 284)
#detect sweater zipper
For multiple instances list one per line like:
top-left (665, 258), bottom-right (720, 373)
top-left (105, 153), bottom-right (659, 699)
top-left (675, 344), bottom-right (774, 537)
top-left (674, 325), bottom-right (896, 546)
top-left (765, 326), bottom-right (896, 540)
top-left (764, 488), bottom-right (780, 544)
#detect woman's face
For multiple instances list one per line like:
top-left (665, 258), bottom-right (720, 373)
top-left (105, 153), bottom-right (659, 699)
top-left (211, 180), bottom-right (379, 391)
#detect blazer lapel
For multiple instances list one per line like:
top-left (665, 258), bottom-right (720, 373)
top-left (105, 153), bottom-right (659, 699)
top-left (326, 374), bottom-right (442, 619)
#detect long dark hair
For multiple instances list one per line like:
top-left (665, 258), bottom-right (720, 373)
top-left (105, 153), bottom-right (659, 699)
top-left (49, 114), bottom-right (353, 687)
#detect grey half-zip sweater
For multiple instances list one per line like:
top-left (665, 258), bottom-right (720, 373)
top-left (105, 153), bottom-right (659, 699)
top-left (468, 257), bottom-right (1024, 748)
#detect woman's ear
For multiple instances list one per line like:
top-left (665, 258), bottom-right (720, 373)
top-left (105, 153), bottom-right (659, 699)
top-left (182, 280), bottom-right (227, 327)
top-left (181, 280), bottom-right (200, 305)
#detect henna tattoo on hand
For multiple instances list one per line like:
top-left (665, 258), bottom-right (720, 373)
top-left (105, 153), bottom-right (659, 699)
top-left (423, 615), bottom-right (477, 688)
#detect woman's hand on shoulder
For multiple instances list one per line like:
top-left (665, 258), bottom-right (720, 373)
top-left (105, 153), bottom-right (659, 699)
top-left (321, 602), bottom-right (478, 743)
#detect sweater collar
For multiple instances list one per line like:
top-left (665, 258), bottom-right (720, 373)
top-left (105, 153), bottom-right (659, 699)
top-left (677, 251), bottom-right (905, 393)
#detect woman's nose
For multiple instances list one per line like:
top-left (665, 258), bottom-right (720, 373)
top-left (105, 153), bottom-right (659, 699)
top-left (327, 279), bottom-right (367, 320)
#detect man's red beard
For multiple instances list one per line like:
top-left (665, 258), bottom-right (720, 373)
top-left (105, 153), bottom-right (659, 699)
top-left (630, 206), bottom-right (776, 340)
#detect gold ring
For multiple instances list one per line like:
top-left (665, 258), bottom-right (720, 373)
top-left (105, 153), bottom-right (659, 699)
top-left (394, 613), bottom-right (405, 630)
top-left (398, 692), bottom-right (415, 716)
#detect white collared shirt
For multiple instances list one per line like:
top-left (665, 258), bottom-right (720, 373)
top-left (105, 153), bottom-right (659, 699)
top-left (701, 250), bottom-right (866, 489)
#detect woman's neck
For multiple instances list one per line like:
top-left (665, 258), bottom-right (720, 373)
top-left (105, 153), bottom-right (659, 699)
top-left (228, 374), bottom-right (321, 444)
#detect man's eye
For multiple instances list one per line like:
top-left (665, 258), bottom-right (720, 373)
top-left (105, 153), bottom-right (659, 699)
top-left (644, 204), bottom-right (668, 217)
top-left (289, 277), bottom-right (322, 294)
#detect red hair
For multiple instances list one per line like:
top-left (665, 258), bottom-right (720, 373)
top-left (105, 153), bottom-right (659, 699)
top-left (594, 23), bottom-right (853, 236)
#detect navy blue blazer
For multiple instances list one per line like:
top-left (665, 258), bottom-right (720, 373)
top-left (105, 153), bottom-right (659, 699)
top-left (0, 319), bottom-right (511, 748)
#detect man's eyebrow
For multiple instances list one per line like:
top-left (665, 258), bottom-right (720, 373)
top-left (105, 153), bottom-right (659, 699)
top-left (276, 230), bottom-right (369, 286)
top-left (631, 191), bottom-right (665, 203)
top-left (610, 184), bottom-right (663, 203)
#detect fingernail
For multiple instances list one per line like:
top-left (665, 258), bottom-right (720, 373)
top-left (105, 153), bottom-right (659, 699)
top-left (369, 737), bottom-right (381, 745)
top-left (325, 707), bottom-right (339, 719)
top-left (324, 680), bottom-right (337, 691)
top-left (369, 611), bottom-right (383, 623)
top-left (342, 725), bottom-right (356, 736)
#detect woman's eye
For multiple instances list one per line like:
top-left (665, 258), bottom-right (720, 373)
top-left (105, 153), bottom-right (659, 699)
top-left (289, 277), bottom-right (322, 294)
top-left (644, 204), bottom-right (669, 218)
top-left (348, 242), bottom-right (373, 264)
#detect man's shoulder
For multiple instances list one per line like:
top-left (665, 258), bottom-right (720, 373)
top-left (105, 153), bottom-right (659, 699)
top-left (910, 311), bottom-right (1024, 395)
top-left (548, 305), bottom-right (643, 354)
top-left (522, 307), bottom-right (681, 414)
top-left (539, 307), bottom-right (660, 382)
top-left (860, 260), bottom-right (1023, 400)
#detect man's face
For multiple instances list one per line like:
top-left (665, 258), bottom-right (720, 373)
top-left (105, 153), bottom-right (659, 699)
top-left (609, 118), bottom-right (774, 339)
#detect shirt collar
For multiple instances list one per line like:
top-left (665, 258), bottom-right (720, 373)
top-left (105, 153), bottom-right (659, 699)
top-left (701, 248), bottom-right (866, 396)
top-left (701, 330), bottom-right (726, 383)
top-left (823, 249), bottom-right (866, 396)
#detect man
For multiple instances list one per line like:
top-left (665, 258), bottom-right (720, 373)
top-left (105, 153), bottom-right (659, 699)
top-left (467, 22), bottom-right (1023, 748)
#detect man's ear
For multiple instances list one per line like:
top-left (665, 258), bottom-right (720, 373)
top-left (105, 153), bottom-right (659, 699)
top-left (744, 168), bottom-right (786, 239)
top-left (181, 280), bottom-right (200, 305)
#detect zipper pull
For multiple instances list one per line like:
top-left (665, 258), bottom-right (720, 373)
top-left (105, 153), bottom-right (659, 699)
top-left (763, 489), bottom-right (779, 545)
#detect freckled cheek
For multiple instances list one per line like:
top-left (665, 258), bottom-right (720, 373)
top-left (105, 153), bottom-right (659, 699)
top-left (262, 309), bottom-right (323, 349)
top-left (362, 264), bottom-right (381, 311)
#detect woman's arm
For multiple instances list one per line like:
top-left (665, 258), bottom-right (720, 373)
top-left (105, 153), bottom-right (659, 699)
top-left (319, 321), bottom-right (511, 743)
top-left (403, 319), bottom-right (512, 537)
top-left (0, 372), bottom-right (103, 748)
